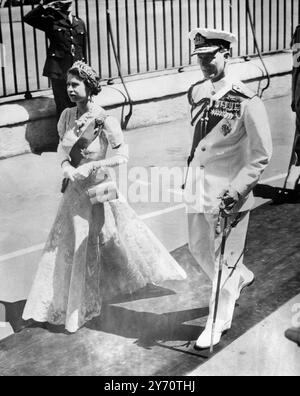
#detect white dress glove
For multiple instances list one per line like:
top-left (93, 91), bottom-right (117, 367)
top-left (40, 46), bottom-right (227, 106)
top-left (62, 163), bottom-right (77, 182)
top-left (73, 163), bottom-right (94, 181)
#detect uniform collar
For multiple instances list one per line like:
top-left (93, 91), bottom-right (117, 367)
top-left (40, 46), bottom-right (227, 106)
top-left (211, 75), bottom-right (235, 101)
top-left (56, 14), bottom-right (80, 27)
top-left (71, 16), bottom-right (81, 27)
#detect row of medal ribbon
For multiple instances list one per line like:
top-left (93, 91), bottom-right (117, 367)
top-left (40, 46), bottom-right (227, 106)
top-left (210, 99), bottom-right (242, 119)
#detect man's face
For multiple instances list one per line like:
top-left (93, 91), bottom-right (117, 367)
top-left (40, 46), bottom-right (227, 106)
top-left (50, 1), bottom-right (73, 13)
top-left (197, 50), bottom-right (227, 81)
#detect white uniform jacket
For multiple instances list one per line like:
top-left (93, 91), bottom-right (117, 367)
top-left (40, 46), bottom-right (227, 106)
top-left (184, 76), bottom-right (273, 214)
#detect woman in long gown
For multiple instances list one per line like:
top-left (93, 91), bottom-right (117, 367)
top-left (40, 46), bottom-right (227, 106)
top-left (22, 61), bottom-right (186, 333)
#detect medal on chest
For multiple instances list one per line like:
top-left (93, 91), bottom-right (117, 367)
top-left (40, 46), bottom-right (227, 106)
top-left (211, 97), bottom-right (242, 120)
top-left (221, 120), bottom-right (232, 136)
top-left (211, 96), bottom-right (242, 137)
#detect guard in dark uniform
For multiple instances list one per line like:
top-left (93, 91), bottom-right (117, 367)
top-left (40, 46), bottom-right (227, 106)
top-left (284, 25), bottom-right (300, 336)
top-left (24, 0), bottom-right (87, 144)
top-left (184, 28), bottom-right (273, 349)
top-left (286, 25), bottom-right (300, 189)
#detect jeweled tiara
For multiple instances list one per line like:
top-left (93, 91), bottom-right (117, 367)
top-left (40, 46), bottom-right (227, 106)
top-left (72, 61), bottom-right (98, 82)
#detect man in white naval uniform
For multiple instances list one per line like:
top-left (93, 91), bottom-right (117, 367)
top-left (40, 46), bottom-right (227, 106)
top-left (183, 28), bottom-right (273, 349)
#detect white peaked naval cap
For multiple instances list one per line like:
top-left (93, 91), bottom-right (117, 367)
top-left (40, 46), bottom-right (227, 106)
top-left (189, 28), bottom-right (237, 55)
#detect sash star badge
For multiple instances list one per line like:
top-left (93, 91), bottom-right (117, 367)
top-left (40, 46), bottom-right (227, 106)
top-left (221, 120), bottom-right (232, 136)
top-left (81, 148), bottom-right (91, 159)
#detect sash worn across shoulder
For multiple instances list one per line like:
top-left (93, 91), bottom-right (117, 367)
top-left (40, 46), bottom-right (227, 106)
top-left (61, 115), bottom-right (106, 193)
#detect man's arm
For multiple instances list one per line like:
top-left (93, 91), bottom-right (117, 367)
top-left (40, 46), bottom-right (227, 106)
top-left (82, 22), bottom-right (88, 62)
top-left (292, 26), bottom-right (300, 112)
top-left (23, 3), bottom-right (55, 32)
top-left (229, 96), bottom-right (273, 198)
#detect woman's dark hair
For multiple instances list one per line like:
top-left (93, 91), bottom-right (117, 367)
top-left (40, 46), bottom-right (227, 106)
top-left (68, 61), bottom-right (102, 96)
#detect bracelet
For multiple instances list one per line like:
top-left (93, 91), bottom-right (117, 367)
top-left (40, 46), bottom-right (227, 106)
top-left (61, 159), bottom-right (70, 168)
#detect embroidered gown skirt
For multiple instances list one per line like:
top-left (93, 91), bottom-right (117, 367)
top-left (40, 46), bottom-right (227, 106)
top-left (22, 176), bottom-right (187, 333)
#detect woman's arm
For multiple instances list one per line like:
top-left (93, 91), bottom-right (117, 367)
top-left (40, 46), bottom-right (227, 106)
top-left (56, 108), bottom-right (77, 182)
top-left (92, 115), bottom-right (129, 170)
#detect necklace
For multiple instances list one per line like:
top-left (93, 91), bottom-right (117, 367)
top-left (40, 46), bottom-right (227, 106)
top-left (74, 104), bottom-right (95, 135)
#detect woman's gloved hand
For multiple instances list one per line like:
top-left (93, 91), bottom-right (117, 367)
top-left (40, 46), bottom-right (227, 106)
top-left (62, 163), bottom-right (77, 182)
top-left (73, 162), bottom-right (95, 181)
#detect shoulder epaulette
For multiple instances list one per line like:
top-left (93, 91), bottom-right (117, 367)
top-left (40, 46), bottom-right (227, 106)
top-left (187, 79), bottom-right (207, 106)
top-left (231, 83), bottom-right (257, 100)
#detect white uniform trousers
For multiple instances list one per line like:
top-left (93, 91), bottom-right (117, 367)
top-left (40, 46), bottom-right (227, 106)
top-left (188, 211), bottom-right (250, 325)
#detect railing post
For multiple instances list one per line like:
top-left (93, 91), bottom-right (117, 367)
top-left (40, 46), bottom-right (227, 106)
top-left (20, 2), bottom-right (32, 99)
top-left (213, 0), bottom-right (217, 29)
top-left (188, 0), bottom-right (191, 64)
top-left (179, 0), bottom-right (182, 66)
top-left (125, 0), bottom-right (131, 75)
top-left (144, 0), bottom-right (150, 71)
top-left (134, 0), bottom-right (140, 73)
top-left (237, 0), bottom-right (241, 56)
top-left (115, 0), bottom-right (121, 67)
top-left (8, 3), bottom-right (18, 94)
top-left (269, 0), bottom-right (272, 52)
top-left (261, 0), bottom-right (264, 53)
top-left (31, 2), bottom-right (40, 91)
top-left (95, 0), bottom-right (102, 78)
top-left (0, 0), bottom-right (297, 100)
top-left (162, 0), bottom-right (167, 69)
top-left (0, 6), bottom-right (7, 97)
top-left (276, 0), bottom-right (280, 50)
top-left (84, 0), bottom-right (91, 64)
top-left (152, 0), bottom-right (158, 70)
top-left (221, 0), bottom-right (225, 31)
top-left (170, 0), bottom-right (175, 68)
top-left (106, 0), bottom-right (112, 78)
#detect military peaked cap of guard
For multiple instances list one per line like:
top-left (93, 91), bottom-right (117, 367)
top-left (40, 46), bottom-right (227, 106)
top-left (24, 0), bottom-right (87, 149)
top-left (183, 28), bottom-right (273, 349)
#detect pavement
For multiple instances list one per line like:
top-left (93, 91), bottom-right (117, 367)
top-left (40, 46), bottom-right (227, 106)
top-left (188, 295), bottom-right (300, 376)
top-left (0, 93), bottom-right (300, 376)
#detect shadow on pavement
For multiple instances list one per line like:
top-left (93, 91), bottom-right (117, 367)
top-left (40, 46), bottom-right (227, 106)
top-left (87, 304), bottom-right (208, 349)
top-left (1, 202), bottom-right (300, 375)
top-left (21, 97), bottom-right (59, 155)
top-left (0, 300), bottom-right (27, 332)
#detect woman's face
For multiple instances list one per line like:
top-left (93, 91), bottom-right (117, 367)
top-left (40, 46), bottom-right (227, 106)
top-left (67, 73), bottom-right (90, 103)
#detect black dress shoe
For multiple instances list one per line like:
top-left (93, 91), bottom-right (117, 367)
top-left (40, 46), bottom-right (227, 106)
top-left (284, 327), bottom-right (300, 346)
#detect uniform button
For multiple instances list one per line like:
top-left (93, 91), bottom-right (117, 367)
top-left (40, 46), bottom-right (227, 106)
top-left (201, 147), bottom-right (206, 151)
top-left (200, 165), bottom-right (205, 169)
top-left (71, 36), bottom-right (73, 40)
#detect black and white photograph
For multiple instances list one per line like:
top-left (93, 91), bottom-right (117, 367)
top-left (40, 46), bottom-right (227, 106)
top-left (0, 0), bottom-right (299, 378)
